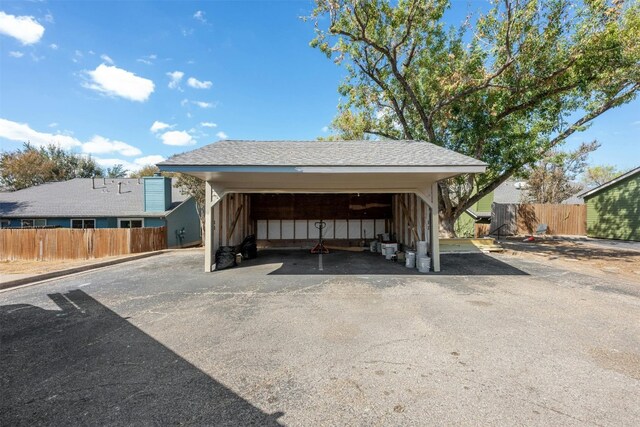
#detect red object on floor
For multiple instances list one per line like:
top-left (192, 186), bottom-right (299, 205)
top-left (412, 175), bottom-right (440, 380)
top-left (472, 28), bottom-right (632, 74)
top-left (310, 242), bottom-right (329, 254)
top-left (523, 236), bottom-right (535, 242)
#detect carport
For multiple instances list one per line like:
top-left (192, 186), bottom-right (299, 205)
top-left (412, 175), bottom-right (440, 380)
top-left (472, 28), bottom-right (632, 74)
top-left (158, 140), bottom-right (486, 272)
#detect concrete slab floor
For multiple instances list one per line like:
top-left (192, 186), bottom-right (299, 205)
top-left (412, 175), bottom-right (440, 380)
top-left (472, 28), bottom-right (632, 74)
top-left (1, 249), bottom-right (639, 426)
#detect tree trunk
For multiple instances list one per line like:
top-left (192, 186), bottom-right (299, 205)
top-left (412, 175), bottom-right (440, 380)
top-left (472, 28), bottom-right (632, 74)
top-left (439, 212), bottom-right (457, 238)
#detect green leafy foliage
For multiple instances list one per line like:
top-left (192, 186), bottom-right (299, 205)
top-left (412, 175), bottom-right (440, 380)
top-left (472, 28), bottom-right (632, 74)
top-left (175, 173), bottom-right (206, 239)
top-left (583, 164), bottom-right (623, 187)
top-left (0, 143), bottom-right (103, 191)
top-left (105, 164), bottom-right (128, 178)
top-left (523, 141), bottom-right (597, 203)
top-left (308, 0), bottom-right (640, 235)
top-left (130, 165), bottom-right (161, 178)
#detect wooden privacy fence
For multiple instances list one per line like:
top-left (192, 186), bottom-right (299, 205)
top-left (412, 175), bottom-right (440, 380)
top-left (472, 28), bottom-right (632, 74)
top-left (491, 203), bottom-right (586, 236)
top-left (0, 227), bottom-right (167, 261)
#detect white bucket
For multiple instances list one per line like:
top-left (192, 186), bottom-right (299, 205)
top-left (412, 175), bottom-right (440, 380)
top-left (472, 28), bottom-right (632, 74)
top-left (405, 251), bottom-right (416, 268)
top-left (417, 241), bottom-right (428, 258)
top-left (370, 241), bottom-right (377, 252)
top-left (385, 252), bottom-right (394, 260)
top-left (384, 246), bottom-right (395, 257)
top-left (417, 256), bottom-right (430, 273)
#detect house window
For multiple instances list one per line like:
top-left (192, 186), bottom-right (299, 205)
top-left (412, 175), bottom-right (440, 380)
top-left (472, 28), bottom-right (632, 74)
top-left (71, 219), bottom-right (96, 229)
top-left (119, 218), bottom-right (143, 228)
top-left (21, 219), bottom-right (47, 228)
top-left (0, 220), bottom-right (10, 228)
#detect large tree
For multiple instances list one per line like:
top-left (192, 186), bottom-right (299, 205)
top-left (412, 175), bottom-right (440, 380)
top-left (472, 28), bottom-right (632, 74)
top-left (523, 141), bottom-right (596, 203)
top-left (309, 0), bottom-right (640, 235)
top-left (583, 164), bottom-right (623, 187)
top-left (0, 143), bottom-right (103, 191)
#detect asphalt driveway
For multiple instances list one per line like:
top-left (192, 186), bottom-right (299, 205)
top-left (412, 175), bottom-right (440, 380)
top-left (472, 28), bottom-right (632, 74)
top-left (1, 249), bottom-right (639, 426)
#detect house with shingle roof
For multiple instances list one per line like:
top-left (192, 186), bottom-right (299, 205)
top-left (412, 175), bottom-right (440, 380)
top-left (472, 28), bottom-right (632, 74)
top-left (0, 176), bottom-right (201, 248)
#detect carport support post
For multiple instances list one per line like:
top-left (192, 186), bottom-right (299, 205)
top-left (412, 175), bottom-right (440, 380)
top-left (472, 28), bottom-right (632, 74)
top-left (415, 183), bottom-right (441, 273)
top-left (204, 182), bottom-right (224, 272)
top-left (430, 182), bottom-right (441, 273)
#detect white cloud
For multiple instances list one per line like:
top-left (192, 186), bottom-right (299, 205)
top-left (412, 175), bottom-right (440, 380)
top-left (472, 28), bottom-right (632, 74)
top-left (0, 118), bottom-right (145, 158)
top-left (321, 126), bottom-right (329, 132)
top-left (85, 64), bottom-right (154, 102)
top-left (30, 52), bottom-right (44, 62)
top-left (632, 120), bottom-right (640, 126)
top-left (93, 155), bottom-right (166, 172)
top-left (49, 43), bottom-right (58, 50)
top-left (137, 54), bottom-right (156, 65)
top-left (216, 131), bottom-right (228, 139)
top-left (187, 77), bottom-right (212, 89)
top-left (0, 118), bottom-right (81, 150)
top-left (100, 54), bottom-right (114, 64)
top-left (75, 50), bottom-right (83, 57)
top-left (160, 130), bottom-right (196, 146)
top-left (44, 13), bottom-right (54, 24)
top-left (135, 154), bottom-right (165, 166)
top-left (201, 122), bottom-right (217, 128)
top-left (167, 70), bottom-right (184, 89)
top-left (193, 101), bottom-right (213, 108)
top-left (193, 10), bottom-right (207, 23)
top-left (48, 122), bottom-right (58, 128)
top-left (9, 51), bottom-right (24, 58)
top-left (150, 121), bottom-right (172, 133)
top-left (0, 11), bottom-right (45, 45)
top-left (81, 135), bottom-right (142, 156)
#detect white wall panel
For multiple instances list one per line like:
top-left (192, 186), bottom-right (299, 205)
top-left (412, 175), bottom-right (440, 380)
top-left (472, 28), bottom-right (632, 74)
top-left (361, 220), bottom-right (375, 240)
top-left (281, 220), bottom-right (295, 239)
top-left (308, 220), bottom-right (322, 239)
top-left (334, 220), bottom-right (348, 238)
top-left (267, 220), bottom-right (281, 239)
top-left (348, 219), bottom-right (361, 239)
top-left (257, 220), bottom-right (268, 240)
top-left (322, 220), bottom-right (335, 239)
top-left (294, 220), bottom-right (308, 240)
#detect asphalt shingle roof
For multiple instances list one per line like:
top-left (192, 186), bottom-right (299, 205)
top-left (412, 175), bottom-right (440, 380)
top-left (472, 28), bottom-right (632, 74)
top-left (159, 140), bottom-right (487, 167)
top-left (0, 178), bottom-right (188, 218)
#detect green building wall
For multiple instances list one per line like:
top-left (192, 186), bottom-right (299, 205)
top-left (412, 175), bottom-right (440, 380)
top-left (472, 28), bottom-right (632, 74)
top-left (454, 191), bottom-right (494, 237)
top-left (585, 173), bottom-right (639, 241)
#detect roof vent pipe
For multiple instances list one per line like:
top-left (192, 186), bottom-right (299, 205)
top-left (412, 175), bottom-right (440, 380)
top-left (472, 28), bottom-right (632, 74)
top-left (92, 176), bottom-right (95, 189)
top-left (118, 182), bottom-right (122, 194)
top-left (103, 177), bottom-right (106, 185)
top-left (137, 178), bottom-right (141, 184)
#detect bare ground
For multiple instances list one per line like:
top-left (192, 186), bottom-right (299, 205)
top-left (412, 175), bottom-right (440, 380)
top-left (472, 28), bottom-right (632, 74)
top-left (501, 238), bottom-right (640, 284)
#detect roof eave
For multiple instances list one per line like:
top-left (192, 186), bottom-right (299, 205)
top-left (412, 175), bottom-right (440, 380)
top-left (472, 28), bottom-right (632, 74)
top-left (158, 164), bottom-right (487, 174)
top-left (580, 167), bottom-right (640, 199)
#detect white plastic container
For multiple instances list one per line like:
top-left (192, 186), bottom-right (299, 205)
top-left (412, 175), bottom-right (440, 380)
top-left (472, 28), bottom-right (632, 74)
top-left (417, 241), bottom-right (428, 258)
top-left (384, 246), bottom-right (396, 257)
top-left (417, 256), bottom-right (431, 273)
top-left (405, 250), bottom-right (416, 268)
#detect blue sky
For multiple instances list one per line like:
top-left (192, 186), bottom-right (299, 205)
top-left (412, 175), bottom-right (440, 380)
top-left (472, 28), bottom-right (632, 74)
top-left (1, 0), bottom-right (638, 173)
